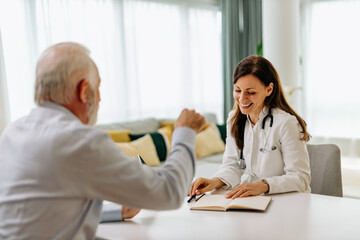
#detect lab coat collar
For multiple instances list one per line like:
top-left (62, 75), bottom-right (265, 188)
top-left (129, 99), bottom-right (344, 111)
top-left (246, 106), bottom-right (270, 127)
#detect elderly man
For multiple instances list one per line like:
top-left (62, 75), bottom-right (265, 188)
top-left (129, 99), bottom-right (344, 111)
top-left (0, 42), bottom-right (205, 239)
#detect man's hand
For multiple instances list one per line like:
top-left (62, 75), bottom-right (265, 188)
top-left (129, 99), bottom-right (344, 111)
top-left (121, 206), bottom-right (141, 220)
top-left (174, 109), bottom-right (206, 134)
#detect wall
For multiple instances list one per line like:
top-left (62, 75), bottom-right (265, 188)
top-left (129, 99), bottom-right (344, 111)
top-left (262, 0), bottom-right (302, 113)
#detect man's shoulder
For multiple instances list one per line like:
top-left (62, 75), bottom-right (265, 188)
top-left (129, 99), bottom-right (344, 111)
top-left (36, 103), bottom-right (108, 139)
top-left (3, 108), bottom-right (107, 144)
top-left (68, 123), bottom-right (109, 141)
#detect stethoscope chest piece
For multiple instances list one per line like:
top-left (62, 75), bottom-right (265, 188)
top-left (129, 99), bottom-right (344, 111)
top-left (237, 158), bottom-right (246, 169)
top-left (237, 148), bottom-right (246, 170)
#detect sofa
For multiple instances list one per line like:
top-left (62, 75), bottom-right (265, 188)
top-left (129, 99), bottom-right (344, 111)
top-left (97, 117), bottom-right (345, 199)
top-left (95, 113), bottom-right (224, 178)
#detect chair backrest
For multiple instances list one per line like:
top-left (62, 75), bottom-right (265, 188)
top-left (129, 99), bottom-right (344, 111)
top-left (307, 144), bottom-right (343, 197)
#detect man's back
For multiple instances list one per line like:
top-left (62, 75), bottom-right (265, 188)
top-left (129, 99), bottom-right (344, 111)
top-left (0, 102), bottom-right (102, 239)
top-left (0, 102), bottom-right (198, 239)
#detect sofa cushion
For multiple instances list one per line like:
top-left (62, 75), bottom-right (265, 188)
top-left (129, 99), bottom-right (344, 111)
top-left (106, 130), bottom-right (131, 142)
top-left (160, 120), bottom-right (175, 131)
top-left (195, 125), bottom-right (225, 159)
top-left (96, 118), bottom-right (160, 134)
top-left (202, 112), bottom-right (218, 125)
top-left (116, 134), bottom-right (160, 166)
top-left (129, 130), bottom-right (169, 161)
top-left (216, 123), bottom-right (226, 143)
top-left (158, 125), bottom-right (173, 145)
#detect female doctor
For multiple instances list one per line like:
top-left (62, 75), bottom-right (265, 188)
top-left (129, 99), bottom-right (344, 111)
top-left (190, 55), bottom-right (311, 199)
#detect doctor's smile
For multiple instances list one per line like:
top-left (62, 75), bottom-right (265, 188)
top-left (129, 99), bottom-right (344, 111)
top-left (240, 102), bottom-right (253, 108)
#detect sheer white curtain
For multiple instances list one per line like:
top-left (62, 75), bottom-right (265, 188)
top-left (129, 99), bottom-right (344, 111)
top-left (0, 1), bottom-right (35, 127)
top-left (0, 29), bottom-right (10, 134)
top-left (0, 0), bottom-right (222, 125)
top-left (0, 0), bottom-right (128, 123)
top-left (301, 0), bottom-right (360, 157)
top-left (124, 1), bottom-right (222, 120)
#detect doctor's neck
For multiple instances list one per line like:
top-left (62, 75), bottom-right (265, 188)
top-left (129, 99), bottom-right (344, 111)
top-left (248, 114), bottom-right (260, 125)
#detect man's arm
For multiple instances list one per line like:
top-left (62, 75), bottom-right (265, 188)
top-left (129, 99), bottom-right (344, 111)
top-left (85, 109), bottom-right (205, 210)
top-left (100, 202), bottom-right (140, 222)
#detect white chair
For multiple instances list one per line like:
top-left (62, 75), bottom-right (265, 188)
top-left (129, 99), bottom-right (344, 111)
top-left (307, 144), bottom-right (343, 197)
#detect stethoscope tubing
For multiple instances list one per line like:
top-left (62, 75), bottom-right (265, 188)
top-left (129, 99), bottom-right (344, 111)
top-left (237, 109), bottom-right (273, 170)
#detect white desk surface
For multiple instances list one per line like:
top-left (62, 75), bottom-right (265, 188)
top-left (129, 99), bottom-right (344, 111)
top-left (96, 192), bottom-right (360, 240)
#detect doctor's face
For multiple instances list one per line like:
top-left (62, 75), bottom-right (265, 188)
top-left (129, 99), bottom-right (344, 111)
top-left (233, 74), bottom-right (273, 123)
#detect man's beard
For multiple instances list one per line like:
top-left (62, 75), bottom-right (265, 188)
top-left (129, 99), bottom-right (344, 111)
top-left (86, 88), bottom-right (99, 126)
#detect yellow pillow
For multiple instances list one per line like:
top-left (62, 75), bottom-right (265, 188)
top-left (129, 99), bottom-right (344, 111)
top-left (106, 130), bottom-right (131, 143)
top-left (195, 125), bottom-right (225, 159)
top-left (160, 120), bottom-right (175, 131)
top-left (158, 125), bottom-right (173, 145)
top-left (160, 121), bottom-right (211, 132)
top-left (201, 123), bottom-right (212, 131)
top-left (116, 134), bottom-right (160, 166)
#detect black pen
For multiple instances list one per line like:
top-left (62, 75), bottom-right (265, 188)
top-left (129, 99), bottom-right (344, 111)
top-left (195, 193), bottom-right (205, 202)
top-left (187, 194), bottom-right (197, 203)
top-left (187, 193), bottom-right (205, 203)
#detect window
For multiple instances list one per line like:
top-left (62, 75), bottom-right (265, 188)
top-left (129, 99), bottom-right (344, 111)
top-left (301, 0), bottom-right (360, 156)
top-left (0, 0), bottom-right (222, 124)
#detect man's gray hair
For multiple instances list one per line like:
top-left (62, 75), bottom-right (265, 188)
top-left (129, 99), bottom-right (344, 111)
top-left (34, 42), bottom-right (95, 105)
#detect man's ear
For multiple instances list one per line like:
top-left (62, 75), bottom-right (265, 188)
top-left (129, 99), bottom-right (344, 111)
top-left (266, 83), bottom-right (274, 96)
top-left (78, 79), bottom-right (90, 103)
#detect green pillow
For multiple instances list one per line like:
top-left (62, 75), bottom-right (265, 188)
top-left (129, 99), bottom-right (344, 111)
top-left (130, 132), bottom-right (167, 161)
top-left (216, 123), bottom-right (226, 143)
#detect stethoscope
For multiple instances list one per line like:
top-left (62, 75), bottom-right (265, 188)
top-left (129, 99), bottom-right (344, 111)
top-left (237, 109), bottom-right (275, 170)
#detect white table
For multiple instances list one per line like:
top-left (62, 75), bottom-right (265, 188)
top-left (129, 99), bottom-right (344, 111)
top-left (96, 192), bottom-right (360, 240)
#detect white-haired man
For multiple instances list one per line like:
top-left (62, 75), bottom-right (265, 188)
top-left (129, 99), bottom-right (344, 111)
top-left (0, 42), bottom-right (205, 239)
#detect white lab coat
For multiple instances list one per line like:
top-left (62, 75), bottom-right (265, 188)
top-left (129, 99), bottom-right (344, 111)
top-left (213, 107), bottom-right (311, 194)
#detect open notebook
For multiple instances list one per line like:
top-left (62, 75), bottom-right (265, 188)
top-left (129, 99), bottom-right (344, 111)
top-left (190, 194), bottom-right (271, 212)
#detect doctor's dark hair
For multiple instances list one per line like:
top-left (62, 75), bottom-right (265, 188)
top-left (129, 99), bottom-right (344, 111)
top-left (230, 55), bottom-right (310, 150)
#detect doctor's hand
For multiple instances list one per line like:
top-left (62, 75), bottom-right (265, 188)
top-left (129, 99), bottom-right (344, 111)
top-left (190, 177), bottom-right (225, 196)
top-left (225, 181), bottom-right (269, 199)
top-left (122, 206), bottom-right (141, 220)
